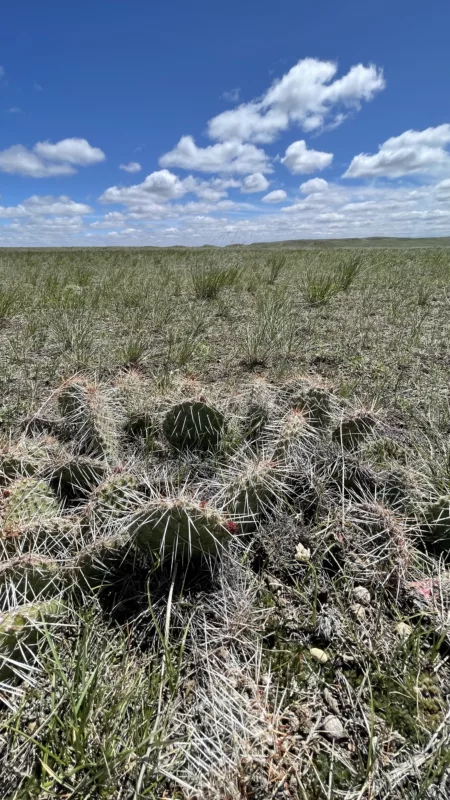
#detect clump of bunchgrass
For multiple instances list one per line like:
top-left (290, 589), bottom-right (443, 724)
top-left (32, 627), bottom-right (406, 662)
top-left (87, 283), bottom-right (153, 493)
top-left (189, 256), bottom-right (242, 300)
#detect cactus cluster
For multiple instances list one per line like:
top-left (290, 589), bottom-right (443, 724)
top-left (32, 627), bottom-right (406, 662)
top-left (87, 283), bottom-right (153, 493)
top-left (1, 371), bottom-right (448, 683)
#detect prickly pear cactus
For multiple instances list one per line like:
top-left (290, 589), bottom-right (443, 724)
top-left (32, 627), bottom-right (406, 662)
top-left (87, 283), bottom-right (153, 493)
top-left (0, 599), bottom-right (62, 681)
top-left (89, 472), bottom-right (140, 524)
top-left (423, 496), bottom-right (450, 553)
top-left (50, 456), bottom-right (106, 500)
top-left (332, 412), bottom-right (376, 450)
top-left (0, 436), bottom-right (63, 484)
top-left (163, 401), bottom-right (225, 452)
top-left (71, 534), bottom-right (130, 592)
top-left (300, 387), bottom-right (334, 427)
top-left (130, 498), bottom-right (233, 560)
top-left (1, 516), bottom-right (79, 558)
top-left (281, 376), bottom-right (334, 420)
top-left (58, 378), bottom-right (123, 463)
top-left (1, 477), bottom-right (59, 529)
top-left (243, 379), bottom-right (277, 441)
top-left (269, 409), bottom-right (316, 462)
top-left (0, 555), bottom-right (61, 606)
top-left (221, 456), bottom-right (282, 527)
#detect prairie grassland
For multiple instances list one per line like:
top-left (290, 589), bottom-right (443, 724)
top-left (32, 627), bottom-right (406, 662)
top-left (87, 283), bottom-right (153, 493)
top-left (0, 246), bottom-right (449, 799)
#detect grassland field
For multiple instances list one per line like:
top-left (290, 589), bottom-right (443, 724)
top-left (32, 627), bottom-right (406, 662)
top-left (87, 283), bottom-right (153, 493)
top-left (0, 243), bottom-right (449, 799)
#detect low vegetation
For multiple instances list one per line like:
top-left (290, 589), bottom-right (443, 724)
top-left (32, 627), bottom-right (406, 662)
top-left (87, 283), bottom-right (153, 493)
top-left (0, 244), bottom-right (449, 798)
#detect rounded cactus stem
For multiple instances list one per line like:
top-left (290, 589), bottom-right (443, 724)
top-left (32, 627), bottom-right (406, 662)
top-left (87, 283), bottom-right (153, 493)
top-left (423, 496), bottom-right (450, 553)
top-left (0, 599), bottom-right (63, 681)
top-left (0, 555), bottom-right (61, 605)
top-left (332, 412), bottom-right (376, 450)
top-left (2, 477), bottom-right (59, 528)
top-left (130, 498), bottom-right (232, 560)
top-left (163, 401), bottom-right (225, 452)
top-left (58, 378), bottom-right (123, 463)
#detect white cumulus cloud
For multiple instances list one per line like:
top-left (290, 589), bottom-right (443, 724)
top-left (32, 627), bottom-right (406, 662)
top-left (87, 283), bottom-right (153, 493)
top-left (0, 146), bottom-right (76, 177)
top-left (99, 171), bottom-right (243, 216)
top-left (34, 138), bottom-right (105, 165)
top-left (344, 125), bottom-right (450, 178)
top-left (207, 58), bottom-right (385, 143)
top-left (281, 140), bottom-right (333, 174)
top-left (100, 169), bottom-right (188, 205)
top-left (0, 138), bottom-right (105, 177)
top-left (0, 194), bottom-right (93, 219)
top-left (120, 162), bottom-right (142, 173)
top-left (159, 135), bottom-right (271, 174)
top-left (262, 189), bottom-right (287, 203)
top-left (300, 177), bottom-right (329, 193)
top-left (241, 173), bottom-right (270, 193)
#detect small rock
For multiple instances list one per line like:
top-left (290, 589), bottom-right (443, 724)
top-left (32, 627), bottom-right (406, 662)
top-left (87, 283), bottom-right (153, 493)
top-left (310, 647), bottom-right (329, 664)
top-left (324, 688), bottom-right (340, 714)
top-left (395, 621), bottom-right (412, 639)
top-left (353, 585), bottom-right (371, 606)
top-left (323, 715), bottom-right (347, 740)
top-left (350, 602), bottom-right (366, 621)
top-left (295, 542), bottom-right (311, 563)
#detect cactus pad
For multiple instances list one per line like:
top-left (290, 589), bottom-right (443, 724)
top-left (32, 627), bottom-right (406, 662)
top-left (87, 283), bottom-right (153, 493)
top-left (332, 413), bottom-right (376, 450)
top-left (2, 477), bottom-right (59, 528)
top-left (163, 401), bottom-right (225, 451)
top-left (0, 437), bottom-right (60, 483)
top-left (1, 516), bottom-right (79, 558)
top-left (221, 457), bottom-right (282, 527)
top-left (270, 409), bottom-right (316, 462)
top-left (89, 472), bottom-right (140, 524)
top-left (423, 496), bottom-right (450, 553)
top-left (50, 456), bottom-right (106, 500)
top-left (0, 599), bottom-right (63, 681)
top-left (58, 378), bottom-right (122, 463)
top-left (130, 498), bottom-right (232, 560)
top-left (0, 555), bottom-right (61, 606)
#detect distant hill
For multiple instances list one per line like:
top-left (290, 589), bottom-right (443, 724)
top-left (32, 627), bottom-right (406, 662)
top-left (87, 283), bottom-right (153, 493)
top-left (225, 236), bottom-right (450, 249)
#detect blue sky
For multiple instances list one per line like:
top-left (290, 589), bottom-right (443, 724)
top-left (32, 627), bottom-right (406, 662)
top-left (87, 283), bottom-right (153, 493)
top-left (1, 0), bottom-right (450, 245)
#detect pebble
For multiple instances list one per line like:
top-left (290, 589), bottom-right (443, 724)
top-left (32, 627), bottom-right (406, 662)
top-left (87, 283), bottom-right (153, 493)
top-left (350, 602), bottom-right (366, 621)
top-left (353, 585), bottom-right (371, 606)
top-left (295, 542), bottom-right (311, 563)
top-left (395, 621), bottom-right (412, 639)
top-left (323, 715), bottom-right (347, 740)
top-left (310, 647), bottom-right (329, 664)
top-left (324, 687), bottom-right (340, 714)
